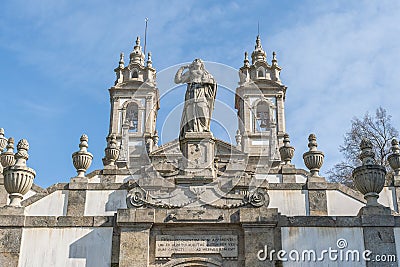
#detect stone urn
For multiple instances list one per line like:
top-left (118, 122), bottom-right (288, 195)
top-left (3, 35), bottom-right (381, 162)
top-left (279, 133), bottom-right (295, 164)
top-left (3, 139), bottom-right (36, 207)
top-left (352, 138), bottom-right (386, 206)
top-left (302, 134), bottom-right (324, 177)
top-left (72, 134), bottom-right (93, 177)
top-left (388, 138), bottom-right (400, 176)
top-left (103, 133), bottom-right (120, 166)
top-left (1, 138), bottom-right (16, 169)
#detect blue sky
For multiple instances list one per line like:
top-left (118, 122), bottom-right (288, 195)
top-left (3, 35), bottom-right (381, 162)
top-left (1, 1), bottom-right (400, 188)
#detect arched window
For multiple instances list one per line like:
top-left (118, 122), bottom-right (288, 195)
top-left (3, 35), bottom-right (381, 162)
top-left (131, 69), bottom-right (138, 79)
top-left (125, 102), bottom-right (138, 132)
top-left (255, 101), bottom-right (269, 131)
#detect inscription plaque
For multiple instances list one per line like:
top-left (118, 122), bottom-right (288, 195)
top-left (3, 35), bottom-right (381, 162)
top-left (155, 235), bottom-right (238, 258)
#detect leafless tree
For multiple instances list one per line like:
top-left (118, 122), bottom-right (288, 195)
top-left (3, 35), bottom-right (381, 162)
top-left (327, 107), bottom-right (399, 188)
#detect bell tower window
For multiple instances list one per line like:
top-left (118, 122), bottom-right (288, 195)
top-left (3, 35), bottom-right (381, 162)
top-left (257, 68), bottom-right (265, 78)
top-left (125, 102), bottom-right (139, 132)
top-left (131, 69), bottom-right (138, 79)
top-left (255, 101), bottom-right (269, 132)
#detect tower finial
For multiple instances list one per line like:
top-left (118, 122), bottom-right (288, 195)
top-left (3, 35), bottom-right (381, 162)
top-left (130, 36), bottom-right (145, 66)
top-left (272, 51), bottom-right (278, 66)
top-left (119, 52), bottom-right (125, 68)
top-left (251, 35), bottom-right (266, 64)
top-left (257, 21), bottom-right (260, 37)
top-left (147, 52), bottom-right (153, 68)
top-left (243, 51), bottom-right (250, 67)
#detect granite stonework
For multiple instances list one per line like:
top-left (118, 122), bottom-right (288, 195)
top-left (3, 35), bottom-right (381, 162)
top-left (1, 35), bottom-right (400, 267)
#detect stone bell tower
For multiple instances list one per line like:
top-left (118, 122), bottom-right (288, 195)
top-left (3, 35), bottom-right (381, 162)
top-left (107, 36), bottom-right (160, 170)
top-left (235, 35), bottom-right (287, 168)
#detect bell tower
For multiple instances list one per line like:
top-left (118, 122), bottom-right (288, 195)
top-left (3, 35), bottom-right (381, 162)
top-left (235, 35), bottom-right (287, 168)
top-left (108, 36), bottom-right (159, 170)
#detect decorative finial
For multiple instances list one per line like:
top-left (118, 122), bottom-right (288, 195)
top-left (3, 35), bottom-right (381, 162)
top-left (130, 36), bottom-right (145, 66)
top-left (119, 52), bottom-right (125, 68)
top-left (72, 134), bottom-right (93, 177)
top-left (14, 139), bottom-right (29, 166)
top-left (3, 139), bottom-right (36, 207)
top-left (255, 35), bottom-right (262, 49)
top-left (235, 129), bottom-right (242, 148)
top-left (359, 138), bottom-right (375, 165)
top-left (388, 137), bottom-right (400, 178)
top-left (1, 137), bottom-right (16, 168)
top-left (152, 130), bottom-right (159, 148)
top-left (303, 134), bottom-right (325, 178)
top-left (251, 35), bottom-right (267, 64)
top-left (279, 133), bottom-right (295, 165)
top-left (147, 52), bottom-right (153, 68)
top-left (272, 51), bottom-right (278, 65)
top-left (352, 138), bottom-right (386, 208)
top-left (243, 52), bottom-right (250, 67)
top-left (103, 133), bottom-right (120, 167)
top-left (391, 138), bottom-right (399, 154)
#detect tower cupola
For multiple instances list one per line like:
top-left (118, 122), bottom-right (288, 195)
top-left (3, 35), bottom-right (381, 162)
top-left (130, 36), bottom-right (145, 66)
top-left (251, 35), bottom-right (267, 64)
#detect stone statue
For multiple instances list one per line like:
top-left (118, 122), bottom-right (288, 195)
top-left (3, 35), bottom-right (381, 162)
top-left (174, 59), bottom-right (217, 139)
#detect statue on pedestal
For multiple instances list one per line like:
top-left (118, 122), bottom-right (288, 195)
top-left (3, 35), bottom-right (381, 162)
top-left (175, 59), bottom-right (217, 139)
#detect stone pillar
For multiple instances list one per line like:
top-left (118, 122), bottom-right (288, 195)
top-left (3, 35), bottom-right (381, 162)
top-left (280, 165), bottom-right (296, 183)
top-left (240, 208), bottom-right (279, 267)
top-left (361, 214), bottom-right (397, 267)
top-left (307, 182), bottom-right (328, 216)
top-left (66, 187), bottom-right (87, 216)
top-left (117, 208), bottom-right (154, 267)
top-left (0, 209), bottom-right (25, 267)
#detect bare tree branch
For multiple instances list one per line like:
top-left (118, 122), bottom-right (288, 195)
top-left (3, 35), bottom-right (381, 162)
top-left (327, 107), bottom-right (399, 187)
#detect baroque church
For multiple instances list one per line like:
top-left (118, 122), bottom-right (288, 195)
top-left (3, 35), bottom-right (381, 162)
top-left (0, 35), bottom-right (399, 267)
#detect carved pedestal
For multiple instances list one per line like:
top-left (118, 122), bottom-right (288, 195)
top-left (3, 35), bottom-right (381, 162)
top-left (178, 132), bottom-right (216, 183)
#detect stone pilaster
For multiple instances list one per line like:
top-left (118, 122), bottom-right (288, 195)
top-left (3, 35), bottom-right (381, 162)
top-left (361, 213), bottom-right (396, 267)
top-left (307, 182), bottom-right (328, 216)
top-left (0, 208), bottom-right (24, 267)
top-left (117, 208), bottom-right (154, 267)
top-left (240, 208), bottom-right (280, 267)
top-left (280, 165), bottom-right (296, 183)
top-left (66, 178), bottom-right (87, 216)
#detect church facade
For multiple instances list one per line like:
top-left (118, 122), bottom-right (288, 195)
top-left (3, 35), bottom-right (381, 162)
top-left (0, 35), bottom-right (399, 267)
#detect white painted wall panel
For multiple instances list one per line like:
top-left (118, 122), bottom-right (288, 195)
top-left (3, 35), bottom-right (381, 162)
top-left (281, 227), bottom-right (365, 266)
top-left (18, 227), bottom-right (113, 267)
top-left (295, 174), bottom-right (307, 183)
top-left (268, 190), bottom-right (307, 216)
top-left (326, 190), bottom-right (364, 216)
top-left (378, 187), bottom-right (395, 211)
top-left (84, 190), bottom-right (127, 216)
top-left (25, 190), bottom-right (68, 216)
